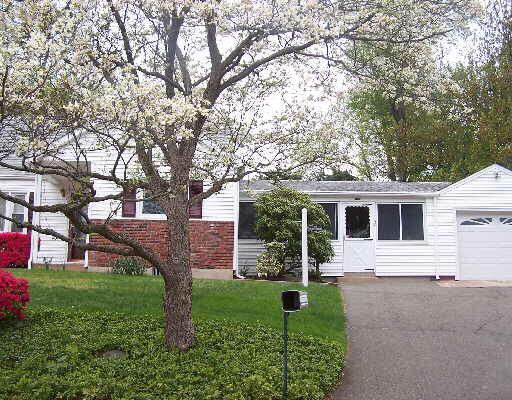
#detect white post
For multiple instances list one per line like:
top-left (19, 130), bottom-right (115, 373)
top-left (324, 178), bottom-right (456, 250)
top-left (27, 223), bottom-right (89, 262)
top-left (302, 208), bottom-right (308, 287)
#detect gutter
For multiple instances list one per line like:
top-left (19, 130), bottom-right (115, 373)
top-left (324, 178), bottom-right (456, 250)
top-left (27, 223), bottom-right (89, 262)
top-left (241, 190), bottom-right (442, 198)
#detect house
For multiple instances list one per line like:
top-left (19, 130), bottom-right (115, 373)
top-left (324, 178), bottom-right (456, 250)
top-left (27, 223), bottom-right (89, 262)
top-left (0, 151), bottom-right (237, 279)
top-left (2, 162), bottom-right (512, 281)
top-left (236, 164), bottom-right (512, 281)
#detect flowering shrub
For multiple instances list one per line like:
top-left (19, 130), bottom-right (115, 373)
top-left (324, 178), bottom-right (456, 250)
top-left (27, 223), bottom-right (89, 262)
top-left (256, 241), bottom-right (286, 278)
top-left (0, 270), bottom-right (30, 320)
top-left (0, 233), bottom-right (31, 268)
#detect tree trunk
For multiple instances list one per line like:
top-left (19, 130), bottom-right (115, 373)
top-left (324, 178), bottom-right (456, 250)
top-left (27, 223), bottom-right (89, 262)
top-left (161, 192), bottom-right (195, 351)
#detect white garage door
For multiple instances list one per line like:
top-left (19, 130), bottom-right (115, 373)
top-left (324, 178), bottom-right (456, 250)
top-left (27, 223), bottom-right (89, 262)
top-left (458, 214), bottom-right (512, 280)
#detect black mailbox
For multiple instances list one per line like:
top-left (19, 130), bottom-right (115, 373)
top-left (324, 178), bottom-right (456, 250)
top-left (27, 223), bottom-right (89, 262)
top-left (281, 290), bottom-right (308, 312)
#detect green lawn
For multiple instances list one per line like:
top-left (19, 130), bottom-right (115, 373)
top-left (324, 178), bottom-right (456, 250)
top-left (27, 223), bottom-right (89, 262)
top-left (1, 270), bottom-right (345, 400)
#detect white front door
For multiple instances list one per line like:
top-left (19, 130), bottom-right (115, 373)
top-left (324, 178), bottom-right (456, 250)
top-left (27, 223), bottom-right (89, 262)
top-left (343, 204), bottom-right (375, 272)
top-left (458, 213), bottom-right (512, 280)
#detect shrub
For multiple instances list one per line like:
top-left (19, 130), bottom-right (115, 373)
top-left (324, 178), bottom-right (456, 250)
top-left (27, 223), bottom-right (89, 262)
top-left (256, 241), bottom-right (286, 278)
top-left (0, 233), bottom-right (31, 268)
top-left (0, 270), bottom-right (30, 320)
top-left (254, 187), bottom-right (334, 275)
top-left (110, 257), bottom-right (146, 276)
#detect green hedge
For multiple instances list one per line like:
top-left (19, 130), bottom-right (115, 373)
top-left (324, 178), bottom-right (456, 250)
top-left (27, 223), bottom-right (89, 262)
top-left (0, 307), bottom-right (344, 400)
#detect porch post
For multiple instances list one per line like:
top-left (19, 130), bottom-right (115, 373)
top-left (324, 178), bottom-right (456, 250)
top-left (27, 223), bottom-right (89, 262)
top-left (28, 175), bottom-right (43, 269)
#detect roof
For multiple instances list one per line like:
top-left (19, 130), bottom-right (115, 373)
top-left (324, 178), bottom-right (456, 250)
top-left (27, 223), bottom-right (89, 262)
top-left (240, 180), bottom-right (452, 194)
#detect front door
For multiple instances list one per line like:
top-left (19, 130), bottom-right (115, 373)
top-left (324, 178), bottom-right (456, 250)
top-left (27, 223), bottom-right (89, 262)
top-left (68, 206), bottom-right (88, 261)
top-left (343, 204), bottom-right (375, 272)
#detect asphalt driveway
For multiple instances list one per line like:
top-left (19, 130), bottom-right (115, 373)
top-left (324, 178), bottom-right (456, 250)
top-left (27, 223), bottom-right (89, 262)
top-left (334, 277), bottom-right (512, 400)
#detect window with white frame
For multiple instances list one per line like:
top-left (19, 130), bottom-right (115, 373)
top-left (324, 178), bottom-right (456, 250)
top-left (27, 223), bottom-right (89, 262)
top-left (377, 203), bottom-right (424, 241)
top-left (1, 192), bottom-right (30, 233)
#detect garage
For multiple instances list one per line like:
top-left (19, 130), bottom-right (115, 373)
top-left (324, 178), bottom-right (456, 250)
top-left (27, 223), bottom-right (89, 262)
top-left (458, 213), bottom-right (512, 280)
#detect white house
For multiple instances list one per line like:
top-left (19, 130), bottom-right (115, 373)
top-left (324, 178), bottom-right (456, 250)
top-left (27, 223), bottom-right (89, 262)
top-left (2, 161), bottom-right (512, 281)
top-left (236, 164), bottom-right (512, 281)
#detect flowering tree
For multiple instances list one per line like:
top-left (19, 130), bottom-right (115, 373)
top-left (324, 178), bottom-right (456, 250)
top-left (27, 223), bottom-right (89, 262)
top-left (0, 0), bottom-right (475, 350)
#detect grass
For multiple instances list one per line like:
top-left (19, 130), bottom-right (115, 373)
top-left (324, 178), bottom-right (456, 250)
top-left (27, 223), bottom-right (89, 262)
top-left (1, 269), bottom-right (345, 399)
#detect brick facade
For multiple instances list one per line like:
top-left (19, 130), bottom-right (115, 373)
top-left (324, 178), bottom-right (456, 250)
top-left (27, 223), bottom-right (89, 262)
top-left (88, 219), bottom-right (234, 270)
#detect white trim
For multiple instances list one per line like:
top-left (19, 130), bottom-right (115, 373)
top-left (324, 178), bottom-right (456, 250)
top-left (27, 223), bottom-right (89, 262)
top-left (439, 164), bottom-right (512, 195)
top-left (233, 182), bottom-right (240, 273)
top-left (29, 175), bottom-right (43, 269)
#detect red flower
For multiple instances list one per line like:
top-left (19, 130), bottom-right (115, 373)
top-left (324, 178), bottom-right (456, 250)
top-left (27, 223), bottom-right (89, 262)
top-left (0, 270), bottom-right (30, 320)
top-left (0, 233), bottom-right (31, 268)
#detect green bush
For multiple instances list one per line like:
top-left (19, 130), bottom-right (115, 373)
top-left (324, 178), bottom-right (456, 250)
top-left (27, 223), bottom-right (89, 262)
top-left (255, 186), bottom-right (335, 275)
top-left (0, 307), bottom-right (344, 400)
top-left (110, 257), bottom-right (146, 276)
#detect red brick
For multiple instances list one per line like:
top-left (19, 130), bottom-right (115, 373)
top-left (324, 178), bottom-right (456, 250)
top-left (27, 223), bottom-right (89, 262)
top-left (88, 219), bottom-right (234, 270)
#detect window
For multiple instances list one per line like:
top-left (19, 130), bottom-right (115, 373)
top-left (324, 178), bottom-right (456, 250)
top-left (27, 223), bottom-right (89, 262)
top-left (345, 206), bottom-right (370, 239)
top-left (461, 217), bottom-right (493, 226)
top-left (378, 203), bottom-right (424, 241)
top-left (319, 203), bottom-right (338, 240)
top-left (0, 193), bottom-right (28, 233)
top-left (142, 192), bottom-right (165, 214)
top-left (238, 202), bottom-right (257, 239)
top-left (122, 188), bottom-right (137, 218)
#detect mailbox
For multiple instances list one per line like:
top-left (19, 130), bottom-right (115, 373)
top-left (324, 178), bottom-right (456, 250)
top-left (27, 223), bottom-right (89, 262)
top-left (281, 290), bottom-right (308, 312)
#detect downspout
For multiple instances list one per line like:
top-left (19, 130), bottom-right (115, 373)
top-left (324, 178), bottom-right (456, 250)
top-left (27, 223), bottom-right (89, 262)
top-left (433, 195), bottom-right (440, 280)
top-left (29, 175), bottom-right (43, 269)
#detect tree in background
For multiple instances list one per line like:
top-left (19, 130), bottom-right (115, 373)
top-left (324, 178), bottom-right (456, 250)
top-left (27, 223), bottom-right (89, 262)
top-left (428, 0), bottom-right (512, 180)
top-left (0, 0), bottom-right (476, 349)
top-left (254, 187), bottom-right (334, 277)
top-left (343, 0), bottom-right (511, 182)
top-left (315, 168), bottom-right (358, 181)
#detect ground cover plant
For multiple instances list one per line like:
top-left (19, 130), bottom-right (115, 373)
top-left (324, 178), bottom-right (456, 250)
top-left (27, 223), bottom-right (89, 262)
top-left (0, 270), bottom-right (345, 400)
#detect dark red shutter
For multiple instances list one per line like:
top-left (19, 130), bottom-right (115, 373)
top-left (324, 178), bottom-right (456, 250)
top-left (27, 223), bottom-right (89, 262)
top-left (189, 180), bottom-right (203, 219)
top-left (28, 192), bottom-right (34, 233)
top-left (122, 188), bottom-right (137, 218)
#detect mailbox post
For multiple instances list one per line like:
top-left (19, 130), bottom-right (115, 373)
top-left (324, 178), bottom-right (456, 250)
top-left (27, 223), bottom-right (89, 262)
top-left (281, 290), bottom-right (308, 400)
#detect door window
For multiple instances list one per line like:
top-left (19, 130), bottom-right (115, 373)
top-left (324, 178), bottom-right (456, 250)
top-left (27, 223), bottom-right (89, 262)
top-left (345, 206), bottom-right (370, 239)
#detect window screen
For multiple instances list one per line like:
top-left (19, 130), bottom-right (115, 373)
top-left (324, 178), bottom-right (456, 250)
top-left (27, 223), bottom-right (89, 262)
top-left (238, 202), bottom-right (257, 239)
top-left (401, 204), bottom-right (424, 240)
top-left (142, 192), bottom-right (165, 214)
top-left (319, 203), bottom-right (338, 240)
top-left (11, 193), bottom-right (26, 233)
top-left (378, 204), bottom-right (400, 240)
top-left (345, 206), bottom-right (370, 238)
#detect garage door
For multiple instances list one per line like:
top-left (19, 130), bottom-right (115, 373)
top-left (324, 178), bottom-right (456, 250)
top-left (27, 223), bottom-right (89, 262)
top-left (458, 214), bottom-right (512, 280)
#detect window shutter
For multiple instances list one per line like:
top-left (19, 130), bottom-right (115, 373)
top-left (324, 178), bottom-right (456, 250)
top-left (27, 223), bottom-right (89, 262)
top-left (122, 188), bottom-right (137, 218)
top-left (28, 192), bottom-right (34, 232)
top-left (189, 180), bottom-right (203, 219)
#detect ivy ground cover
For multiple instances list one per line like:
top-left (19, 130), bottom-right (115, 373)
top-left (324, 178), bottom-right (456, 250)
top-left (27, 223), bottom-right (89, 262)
top-left (1, 270), bottom-right (345, 400)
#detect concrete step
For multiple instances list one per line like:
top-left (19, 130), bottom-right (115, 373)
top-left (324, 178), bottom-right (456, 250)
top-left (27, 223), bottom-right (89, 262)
top-left (338, 272), bottom-right (378, 283)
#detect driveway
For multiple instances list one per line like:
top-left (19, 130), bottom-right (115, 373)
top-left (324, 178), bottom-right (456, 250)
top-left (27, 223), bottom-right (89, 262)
top-left (333, 277), bottom-right (512, 400)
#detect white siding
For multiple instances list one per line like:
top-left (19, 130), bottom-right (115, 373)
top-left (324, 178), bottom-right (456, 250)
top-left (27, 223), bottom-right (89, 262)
top-left (35, 177), bottom-right (69, 264)
top-left (0, 157), bottom-right (33, 180)
top-left (435, 165), bottom-right (512, 279)
top-left (376, 165), bottom-right (512, 277)
top-left (374, 198), bottom-right (437, 276)
top-left (88, 148), bottom-right (237, 222)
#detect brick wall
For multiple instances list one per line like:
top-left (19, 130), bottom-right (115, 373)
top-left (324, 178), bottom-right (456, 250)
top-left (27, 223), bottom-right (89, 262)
top-left (88, 219), bottom-right (234, 270)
